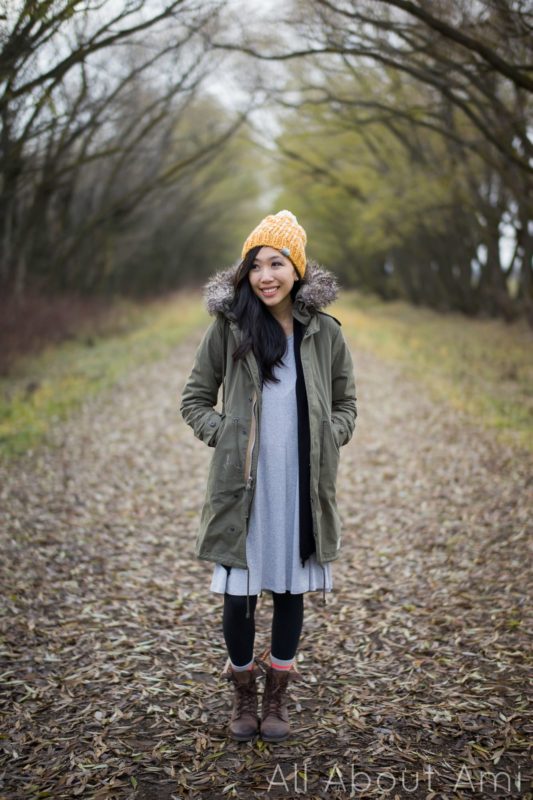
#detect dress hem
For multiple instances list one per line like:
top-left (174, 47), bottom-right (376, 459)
top-left (209, 586), bottom-right (334, 596)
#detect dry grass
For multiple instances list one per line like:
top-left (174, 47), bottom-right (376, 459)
top-left (333, 291), bottom-right (533, 455)
top-left (0, 291), bottom-right (206, 458)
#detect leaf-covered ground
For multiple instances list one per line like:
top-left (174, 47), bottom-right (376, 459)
top-left (1, 326), bottom-right (531, 800)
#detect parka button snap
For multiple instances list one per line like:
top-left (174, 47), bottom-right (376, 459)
top-left (209, 421), bottom-right (216, 427)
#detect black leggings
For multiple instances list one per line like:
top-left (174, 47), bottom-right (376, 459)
top-left (223, 591), bottom-right (304, 666)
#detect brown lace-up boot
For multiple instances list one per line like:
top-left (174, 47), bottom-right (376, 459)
top-left (257, 649), bottom-right (304, 742)
top-left (221, 658), bottom-right (260, 741)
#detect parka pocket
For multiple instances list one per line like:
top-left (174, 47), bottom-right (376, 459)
top-left (320, 418), bottom-right (340, 466)
top-left (213, 415), bottom-right (244, 478)
top-left (204, 411), bottom-right (224, 447)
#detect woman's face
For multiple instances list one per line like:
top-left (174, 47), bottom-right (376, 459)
top-left (248, 246), bottom-right (299, 311)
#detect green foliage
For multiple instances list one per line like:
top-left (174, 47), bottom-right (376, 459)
top-left (270, 63), bottom-right (486, 308)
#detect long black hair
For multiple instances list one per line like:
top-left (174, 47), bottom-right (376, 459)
top-left (230, 245), bottom-right (303, 384)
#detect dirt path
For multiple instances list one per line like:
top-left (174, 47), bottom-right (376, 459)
top-left (1, 326), bottom-right (531, 800)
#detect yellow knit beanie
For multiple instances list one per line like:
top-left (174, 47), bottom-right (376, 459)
top-left (241, 209), bottom-right (307, 278)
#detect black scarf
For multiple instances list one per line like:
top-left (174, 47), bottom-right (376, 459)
top-left (293, 317), bottom-right (316, 566)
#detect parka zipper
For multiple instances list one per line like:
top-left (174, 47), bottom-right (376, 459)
top-left (242, 389), bottom-right (258, 621)
top-left (320, 419), bottom-right (326, 465)
top-left (244, 390), bottom-right (258, 489)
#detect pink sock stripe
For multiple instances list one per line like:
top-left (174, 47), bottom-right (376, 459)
top-left (270, 660), bottom-right (294, 670)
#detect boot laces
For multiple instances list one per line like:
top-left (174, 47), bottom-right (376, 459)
top-left (265, 673), bottom-right (288, 717)
top-left (234, 678), bottom-right (256, 718)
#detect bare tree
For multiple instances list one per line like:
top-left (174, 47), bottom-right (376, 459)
top-left (0, 0), bottom-right (254, 295)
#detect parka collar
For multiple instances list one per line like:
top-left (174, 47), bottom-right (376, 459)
top-left (203, 259), bottom-right (339, 326)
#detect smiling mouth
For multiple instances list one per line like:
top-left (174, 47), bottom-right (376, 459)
top-left (260, 287), bottom-right (279, 296)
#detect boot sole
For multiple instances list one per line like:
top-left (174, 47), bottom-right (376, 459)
top-left (260, 731), bottom-right (290, 742)
top-left (229, 731), bottom-right (259, 741)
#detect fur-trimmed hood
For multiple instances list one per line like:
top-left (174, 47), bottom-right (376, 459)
top-left (203, 259), bottom-right (339, 319)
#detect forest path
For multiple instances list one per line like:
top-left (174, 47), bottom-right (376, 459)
top-left (1, 324), bottom-right (531, 799)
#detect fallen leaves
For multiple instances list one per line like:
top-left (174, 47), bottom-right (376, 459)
top-left (0, 332), bottom-right (531, 798)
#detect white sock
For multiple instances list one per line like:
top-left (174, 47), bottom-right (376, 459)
top-left (230, 657), bottom-right (254, 672)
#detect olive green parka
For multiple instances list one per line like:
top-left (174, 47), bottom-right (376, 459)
top-left (180, 260), bottom-right (357, 579)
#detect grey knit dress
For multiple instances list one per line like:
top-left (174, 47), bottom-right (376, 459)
top-left (210, 334), bottom-right (333, 596)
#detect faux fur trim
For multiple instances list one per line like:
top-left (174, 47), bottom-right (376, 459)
top-left (203, 259), bottom-right (339, 317)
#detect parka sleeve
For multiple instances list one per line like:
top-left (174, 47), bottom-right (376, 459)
top-left (330, 325), bottom-right (357, 447)
top-left (179, 315), bottom-right (226, 447)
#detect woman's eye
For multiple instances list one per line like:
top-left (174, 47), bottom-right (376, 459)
top-left (251, 262), bottom-right (282, 269)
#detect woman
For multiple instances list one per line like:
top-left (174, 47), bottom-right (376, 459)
top-left (180, 210), bottom-right (357, 743)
